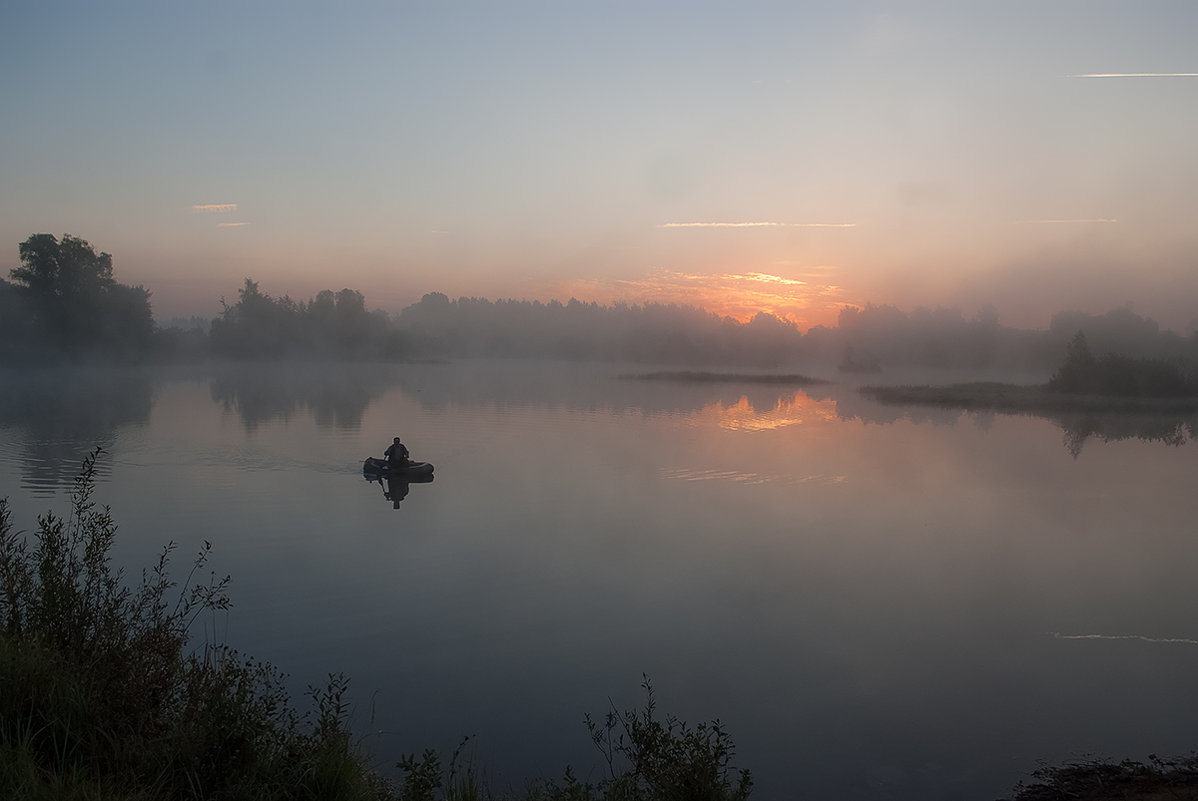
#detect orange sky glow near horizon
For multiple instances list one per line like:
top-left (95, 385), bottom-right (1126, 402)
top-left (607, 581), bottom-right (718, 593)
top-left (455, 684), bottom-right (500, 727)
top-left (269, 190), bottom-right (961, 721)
top-left (546, 270), bottom-right (853, 330)
top-left (4, 5), bottom-right (1198, 336)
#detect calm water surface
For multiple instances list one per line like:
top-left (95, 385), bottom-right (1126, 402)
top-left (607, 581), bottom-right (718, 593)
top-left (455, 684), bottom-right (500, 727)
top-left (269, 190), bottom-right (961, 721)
top-left (2, 362), bottom-right (1196, 800)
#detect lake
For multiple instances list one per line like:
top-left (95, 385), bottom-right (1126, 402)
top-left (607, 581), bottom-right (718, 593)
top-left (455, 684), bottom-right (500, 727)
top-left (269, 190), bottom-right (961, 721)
top-left (2, 361), bottom-right (1196, 800)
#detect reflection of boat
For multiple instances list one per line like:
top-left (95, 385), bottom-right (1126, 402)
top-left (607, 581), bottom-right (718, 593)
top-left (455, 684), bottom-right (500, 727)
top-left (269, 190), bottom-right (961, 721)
top-left (362, 457), bottom-right (435, 479)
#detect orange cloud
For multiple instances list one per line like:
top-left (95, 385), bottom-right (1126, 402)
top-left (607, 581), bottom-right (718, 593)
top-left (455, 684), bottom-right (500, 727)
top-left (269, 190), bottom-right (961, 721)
top-left (1014, 218), bottom-right (1117, 224)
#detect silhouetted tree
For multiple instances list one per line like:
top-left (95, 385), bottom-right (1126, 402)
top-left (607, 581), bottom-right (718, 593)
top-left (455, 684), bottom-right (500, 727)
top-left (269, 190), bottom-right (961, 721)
top-left (14, 234), bottom-right (113, 297)
top-left (209, 279), bottom-right (300, 358)
top-left (1047, 331), bottom-right (1098, 393)
top-left (209, 279), bottom-right (393, 359)
top-left (1048, 330), bottom-right (1195, 397)
top-left (300, 287), bottom-right (388, 355)
top-left (5, 234), bottom-right (155, 361)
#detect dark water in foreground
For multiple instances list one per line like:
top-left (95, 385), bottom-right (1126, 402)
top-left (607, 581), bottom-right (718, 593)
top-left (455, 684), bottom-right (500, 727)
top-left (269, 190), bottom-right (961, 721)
top-left (2, 362), bottom-right (1196, 800)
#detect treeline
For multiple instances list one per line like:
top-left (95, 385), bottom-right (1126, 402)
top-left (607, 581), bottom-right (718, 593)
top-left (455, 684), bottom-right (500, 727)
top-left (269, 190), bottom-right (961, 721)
top-left (186, 283), bottom-right (1198, 371)
top-left (392, 294), bottom-right (1198, 372)
top-left (396, 292), bottom-right (802, 365)
top-left (6, 233), bottom-right (1198, 371)
top-left (805, 303), bottom-right (1198, 371)
top-left (208, 279), bottom-right (403, 360)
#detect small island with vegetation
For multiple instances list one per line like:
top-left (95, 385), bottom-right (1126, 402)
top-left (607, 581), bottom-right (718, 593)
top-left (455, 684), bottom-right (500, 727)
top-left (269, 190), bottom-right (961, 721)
top-left (861, 331), bottom-right (1198, 414)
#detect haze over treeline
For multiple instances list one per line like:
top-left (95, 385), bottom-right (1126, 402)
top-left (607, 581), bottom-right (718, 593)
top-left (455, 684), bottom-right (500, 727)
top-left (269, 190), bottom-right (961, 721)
top-left (3, 234), bottom-right (1197, 371)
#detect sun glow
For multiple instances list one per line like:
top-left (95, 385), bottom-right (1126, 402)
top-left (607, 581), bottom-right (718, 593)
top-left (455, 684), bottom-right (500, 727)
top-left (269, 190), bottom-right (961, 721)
top-left (549, 269), bottom-right (850, 329)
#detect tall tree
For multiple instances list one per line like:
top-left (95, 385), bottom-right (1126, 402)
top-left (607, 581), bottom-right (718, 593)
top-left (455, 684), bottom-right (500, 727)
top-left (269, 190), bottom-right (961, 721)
top-left (6, 234), bottom-right (154, 361)
top-left (12, 233), bottom-right (114, 299)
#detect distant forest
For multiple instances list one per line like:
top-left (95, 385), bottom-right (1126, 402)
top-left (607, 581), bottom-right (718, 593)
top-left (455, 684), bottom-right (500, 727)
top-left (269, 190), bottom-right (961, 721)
top-left (4, 234), bottom-right (1198, 372)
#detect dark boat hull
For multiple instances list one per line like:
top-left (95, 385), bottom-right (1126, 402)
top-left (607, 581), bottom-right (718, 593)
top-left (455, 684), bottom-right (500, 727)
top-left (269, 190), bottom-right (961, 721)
top-left (363, 457), bottom-right (434, 479)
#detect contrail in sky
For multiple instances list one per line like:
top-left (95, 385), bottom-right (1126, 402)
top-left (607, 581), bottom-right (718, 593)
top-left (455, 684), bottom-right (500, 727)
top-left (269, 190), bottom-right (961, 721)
top-left (1068, 73), bottom-right (1198, 78)
top-left (1051, 632), bottom-right (1198, 645)
top-left (217, 222), bottom-right (248, 227)
top-left (658, 221), bottom-right (856, 228)
top-left (1014, 218), bottom-right (1117, 224)
top-left (192, 203), bottom-right (237, 212)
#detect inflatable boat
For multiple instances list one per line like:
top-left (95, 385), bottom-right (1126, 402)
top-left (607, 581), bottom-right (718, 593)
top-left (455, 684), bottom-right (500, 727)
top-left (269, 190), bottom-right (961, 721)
top-left (362, 457), bottom-right (435, 479)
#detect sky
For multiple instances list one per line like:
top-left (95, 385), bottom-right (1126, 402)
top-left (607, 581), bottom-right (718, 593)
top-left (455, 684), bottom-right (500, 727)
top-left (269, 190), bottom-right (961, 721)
top-left (2, 1), bottom-right (1196, 332)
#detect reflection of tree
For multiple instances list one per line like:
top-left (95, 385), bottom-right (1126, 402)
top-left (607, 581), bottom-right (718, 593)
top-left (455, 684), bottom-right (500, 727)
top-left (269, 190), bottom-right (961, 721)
top-left (1056, 413), bottom-right (1194, 458)
top-left (846, 380), bottom-right (1196, 456)
top-left (0, 367), bottom-right (154, 488)
top-left (208, 364), bottom-right (390, 431)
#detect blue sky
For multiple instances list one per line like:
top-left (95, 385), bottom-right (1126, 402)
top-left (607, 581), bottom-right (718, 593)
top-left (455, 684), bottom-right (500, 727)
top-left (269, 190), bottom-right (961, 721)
top-left (3, 1), bottom-right (1196, 330)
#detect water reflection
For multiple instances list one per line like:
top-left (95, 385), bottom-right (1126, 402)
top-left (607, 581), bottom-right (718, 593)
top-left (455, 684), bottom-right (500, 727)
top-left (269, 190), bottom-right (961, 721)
top-left (837, 387), bottom-right (1197, 456)
top-left (2, 363), bottom-right (1196, 799)
top-left (694, 391), bottom-right (839, 432)
top-left (0, 367), bottom-right (154, 492)
top-left (363, 468), bottom-right (434, 510)
top-left (1056, 413), bottom-right (1195, 457)
top-left (392, 360), bottom-right (838, 417)
top-left (661, 467), bottom-right (847, 485)
top-left (194, 359), bottom-right (1198, 459)
top-left (208, 363), bottom-right (390, 431)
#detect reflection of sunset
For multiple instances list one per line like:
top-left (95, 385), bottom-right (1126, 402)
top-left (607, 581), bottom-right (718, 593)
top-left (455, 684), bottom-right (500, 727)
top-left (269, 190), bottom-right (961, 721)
top-left (660, 467), bottom-right (846, 486)
top-left (552, 270), bottom-right (851, 329)
top-left (692, 390), bottom-right (839, 432)
top-left (658, 390), bottom-right (847, 487)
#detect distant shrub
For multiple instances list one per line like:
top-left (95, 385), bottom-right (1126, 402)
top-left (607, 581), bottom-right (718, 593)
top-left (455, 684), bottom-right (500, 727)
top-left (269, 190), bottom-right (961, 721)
top-left (1048, 331), bottom-right (1196, 397)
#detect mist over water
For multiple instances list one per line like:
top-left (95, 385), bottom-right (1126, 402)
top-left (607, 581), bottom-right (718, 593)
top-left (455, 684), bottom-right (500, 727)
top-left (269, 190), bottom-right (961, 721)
top-left (2, 362), bottom-right (1197, 800)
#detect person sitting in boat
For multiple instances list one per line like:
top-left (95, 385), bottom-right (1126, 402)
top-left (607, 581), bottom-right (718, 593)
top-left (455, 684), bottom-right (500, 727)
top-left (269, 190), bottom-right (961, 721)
top-left (383, 437), bottom-right (410, 469)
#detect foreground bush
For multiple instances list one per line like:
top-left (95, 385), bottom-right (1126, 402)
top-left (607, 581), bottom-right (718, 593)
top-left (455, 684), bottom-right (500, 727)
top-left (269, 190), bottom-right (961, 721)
top-left (0, 448), bottom-right (392, 800)
top-left (0, 449), bottom-right (753, 801)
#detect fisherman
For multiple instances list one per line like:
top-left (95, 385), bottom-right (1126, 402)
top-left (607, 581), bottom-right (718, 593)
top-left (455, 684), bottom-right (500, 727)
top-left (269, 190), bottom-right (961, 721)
top-left (383, 436), bottom-right (410, 469)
